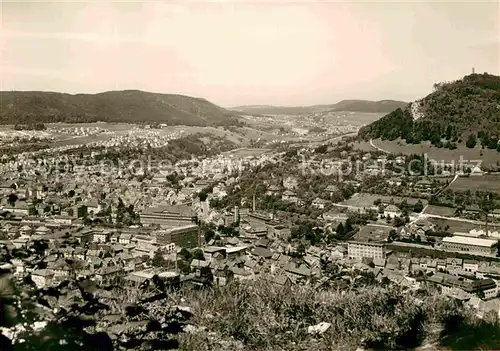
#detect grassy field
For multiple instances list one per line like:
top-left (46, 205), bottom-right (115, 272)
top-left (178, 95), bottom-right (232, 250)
top-left (341, 193), bottom-right (427, 207)
top-left (424, 205), bottom-right (457, 217)
top-left (352, 224), bottom-right (392, 241)
top-left (51, 134), bottom-right (115, 146)
top-left (448, 175), bottom-right (500, 194)
top-left (47, 122), bottom-right (136, 131)
top-left (429, 217), bottom-right (500, 233)
top-left (223, 148), bottom-right (272, 157)
top-left (352, 140), bottom-right (376, 152)
top-left (368, 139), bottom-right (500, 167)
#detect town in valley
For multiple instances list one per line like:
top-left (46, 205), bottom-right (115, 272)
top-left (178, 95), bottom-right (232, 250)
top-left (1, 2), bottom-right (500, 350)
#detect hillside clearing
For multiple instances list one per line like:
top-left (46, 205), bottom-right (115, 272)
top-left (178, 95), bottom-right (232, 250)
top-left (448, 175), bottom-right (500, 194)
top-left (367, 139), bottom-right (500, 167)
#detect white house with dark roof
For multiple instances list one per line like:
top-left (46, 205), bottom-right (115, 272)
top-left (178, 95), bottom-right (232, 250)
top-left (31, 269), bottom-right (54, 288)
top-left (384, 205), bottom-right (401, 218)
top-left (119, 233), bottom-right (132, 245)
top-left (312, 197), bottom-right (328, 209)
top-left (325, 185), bottom-right (340, 197)
top-left (282, 190), bottom-right (298, 203)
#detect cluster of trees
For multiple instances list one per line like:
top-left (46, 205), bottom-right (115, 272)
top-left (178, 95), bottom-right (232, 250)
top-left (309, 127), bottom-right (327, 134)
top-left (174, 248), bottom-right (205, 274)
top-left (166, 171), bottom-right (185, 187)
top-left (392, 215), bottom-right (410, 228)
top-left (290, 214), bottom-right (369, 246)
top-left (13, 123), bottom-right (46, 131)
top-left (290, 220), bottom-right (325, 245)
top-left (198, 185), bottom-right (214, 201)
top-left (217, 224), bottom-right (239, 237)
top-left (434, 189), bottom-right (500, 213)
top-left (334, 219), bottom-right (355, 239)
top-left (314, 144), bottom-right (329, 154)
top-left (93, 198), bottom-right (139, 226)
top-left (115, 198), bottom-right (139, 225)
top-left (358, 108), bottom-right (414, 142)
top-left (204, 229), bottom-right (217, 243)
top-left (0, 144), bottom-right (50, 161)
top-left (466, 132), bottom-right (500, 151)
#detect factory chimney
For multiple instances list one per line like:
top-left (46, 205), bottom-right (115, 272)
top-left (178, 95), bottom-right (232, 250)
top-left (234, 205), bottom-right (240, 224)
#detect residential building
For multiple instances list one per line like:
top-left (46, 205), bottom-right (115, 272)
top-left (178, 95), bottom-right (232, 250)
top-left (31, 269), bottom-right (54, 288)
top-left (463, 259), bottom-right (480, 273)
top-left (74, 229), bottom-right (93, 245)
top-left (119, 233), bottom-right (132, 245)
top-left (347, 241), bottom-right (385, 260)
top-left (266, 185), bottom-right (280, 196)
top-left (384, 205), bottom-right (401, 218)
top-left (312, 197), bottom-right (328, 209)
top-left (203, 247), bottom-right (226, 263)
top-left (93, 230), bottom-right (111, 243)
top-left (282, 190), bottom-right (298, 203)
top-left (325, 185), bottom-right (340, 197)
top-left (225, 246), bottom-right (247, 261)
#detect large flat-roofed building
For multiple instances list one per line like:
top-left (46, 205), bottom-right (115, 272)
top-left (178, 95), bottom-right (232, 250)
top-left (155, 224), bottom-right (200, 249)
top-left (141, 205), bottom-right (195, 227)
top-left (348, 241), bottom-right (385, 260)
top-left (441, 236), bottom-right (498, 256)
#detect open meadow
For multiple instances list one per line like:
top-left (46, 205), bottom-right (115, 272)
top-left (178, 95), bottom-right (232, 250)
top-left (429, 217), bottom-right (500, 233)
top-left (448, 174), bottom-right (500, 194)
top-left (352, 140), bottom-right (376, 152)
top-left (353, 138), bottom-right (500, 167)
top-left (423, 205), bottom-right (457, 217)
top-left (340, 193), bottom-right (427, 207)
top-left (223, 148), bottom-right (272, 157)
top-left (369, 139), bottom-right (500, 167)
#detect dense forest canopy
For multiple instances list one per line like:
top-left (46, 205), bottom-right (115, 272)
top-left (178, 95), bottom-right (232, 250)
top-left (0, 90), bottom-right (241, 126)
top-left (233, 99), bottom-right (407, 115)
top-left (358, 73), bottom-right (500, 148)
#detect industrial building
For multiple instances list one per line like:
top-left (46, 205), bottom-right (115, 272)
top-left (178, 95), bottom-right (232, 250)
top-left (140, 205), bottom-right (195, 227)
top-left (155, 224), bottom-right (200, 248)
top-left (441, 236), bottom-right (498, 256)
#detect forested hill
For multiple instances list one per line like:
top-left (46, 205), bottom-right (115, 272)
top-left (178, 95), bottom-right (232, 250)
top-left (0, 90), bottom-right (241, 126)
top-left (328, 99), bottom-right (407, 113)
top-left (358, 73), bottom-right (500, 146)
top-left (232, 99), bottom-right (407, 115)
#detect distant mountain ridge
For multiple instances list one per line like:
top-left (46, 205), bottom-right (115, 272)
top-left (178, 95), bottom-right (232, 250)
top-left (231, 99), bottom-right (407, 115)
top-left (0, 90), bottom-right (240, 126)
top-left (358, 73), bottom-right (500, 145)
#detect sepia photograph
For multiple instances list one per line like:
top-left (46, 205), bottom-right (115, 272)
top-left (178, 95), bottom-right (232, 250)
top-left (0, 1), bottom-right (499, 350)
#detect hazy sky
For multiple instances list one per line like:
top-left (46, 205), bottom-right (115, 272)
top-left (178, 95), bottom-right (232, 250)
top-left (1, 1), bottom-right (499, 106)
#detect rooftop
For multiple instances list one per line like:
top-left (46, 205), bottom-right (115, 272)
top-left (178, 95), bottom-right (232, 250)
top-left (225, 246), bottom-right (248, 254)
top-left (442, 236), bottom-right (498, 247)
